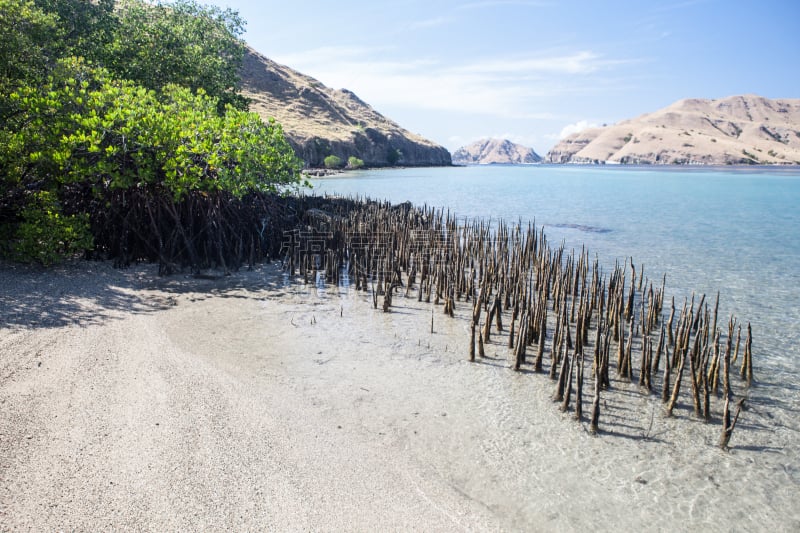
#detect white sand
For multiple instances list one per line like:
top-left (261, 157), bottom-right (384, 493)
top-left (1, 261), bottom-right (798, 531)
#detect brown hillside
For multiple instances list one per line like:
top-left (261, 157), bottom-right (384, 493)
top-left (240, 48), bottom-right (451, 168)
top-left (546, 95), bottom-right (800, 165)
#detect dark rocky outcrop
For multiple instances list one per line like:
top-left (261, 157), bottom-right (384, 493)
top-left (240, 48), bottom-right (451, 168)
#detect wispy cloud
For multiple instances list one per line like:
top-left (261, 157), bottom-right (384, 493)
top-left (651, 0), bottom-right (709, 12)
top-left (272, 46), bottom-right (636, 120)
top-left (452, 51), bottom-right (636, 76)
top-left (459, 0), bottom-right (551, 9)
top-left (407, 16), bottom-right (453, 30)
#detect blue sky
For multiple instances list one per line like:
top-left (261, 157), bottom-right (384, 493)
top-left (213, 0), bottom-right (799, 153)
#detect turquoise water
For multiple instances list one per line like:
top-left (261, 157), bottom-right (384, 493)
top-left (310, 165), bottom-right (800, 377)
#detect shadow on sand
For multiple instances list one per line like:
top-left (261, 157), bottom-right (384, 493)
top-left (0, 260), bottom-right (290, 330)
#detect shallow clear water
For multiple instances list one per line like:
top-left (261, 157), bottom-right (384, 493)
top-left (310, 165), bottom-right (800, 377)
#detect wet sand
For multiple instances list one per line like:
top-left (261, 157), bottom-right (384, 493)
top-left (1, 261), bottom-right (798, 531)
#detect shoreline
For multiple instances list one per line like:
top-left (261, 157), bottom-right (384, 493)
top-left (1, 260), bottom-right (798, 530)
top-left (303, 163), bottom-right (458, 178)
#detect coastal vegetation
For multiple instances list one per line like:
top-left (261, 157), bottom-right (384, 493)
top-left (0, 0), bottom-right (304, 267)
top-left (386, 147), bottom-right (402, 166)
top-left (321, 154), bottom-right (363, 170)
top-left (347, 156), bottom-right (365, 169)
top-left (323, 155), bottom-right (343, 169)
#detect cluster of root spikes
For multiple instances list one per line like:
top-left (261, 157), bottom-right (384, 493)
top-left (281, 196), bottom-right (752, 449)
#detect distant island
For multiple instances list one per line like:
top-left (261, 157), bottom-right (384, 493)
top-left (452, 138), bottom-right (542, 165)
top-left (546, 95), bottom-right (800, 165)
top-left (240, 49), bottom-right (451, 168)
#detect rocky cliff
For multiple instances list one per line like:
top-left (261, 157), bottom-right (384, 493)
top-left (546, 95), bottom-right (800, 165)
top-left (240, 48), bottom-right (451, 168)
top-left (452, 138), bottom-right (542, 165)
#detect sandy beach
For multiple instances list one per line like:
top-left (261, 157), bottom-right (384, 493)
top-left (1, 260), bottom-right (798, 531)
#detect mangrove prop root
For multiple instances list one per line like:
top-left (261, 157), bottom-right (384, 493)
top-left (85, 191), bottom-right (758, 448)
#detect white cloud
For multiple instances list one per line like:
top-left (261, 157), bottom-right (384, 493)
top-left (558, 120), bottom-right (600, 139)
top-left (407, 16), bottom-right (452, 30)
top-left (272, 46), bottom-right (633, 121)
top-left (452, 51), bottom-right (622, 75)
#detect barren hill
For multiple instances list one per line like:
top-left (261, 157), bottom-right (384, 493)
top-left (240, 49), bottom-right (451, 168)
top-left (452, 138), bottom-right (542, 165)
top-left (546, 95), bottom-right (800, 165)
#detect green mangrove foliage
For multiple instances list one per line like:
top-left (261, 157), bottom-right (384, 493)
top-left (31, 0), bottom-right (117, 62)
top-left (323, 155), bottom-right (343, 169)
top-left (0, 0), bottom-right (59, 91)
top-left (0, 0), bottom-right (304, 267)
top-left (106, 0), bottom-right (248, 111)
top-left (3, 59), bottom-right (300, 199)
top-left (347, 156), bottom-right (364, 169)
top-left (387, 147), bottom-right (402, 166)
top-left (11, 190), bottom-right (93, 266)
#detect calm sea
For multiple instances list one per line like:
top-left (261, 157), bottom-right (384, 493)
top-left (310, 165), bottom-right (800, 378)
